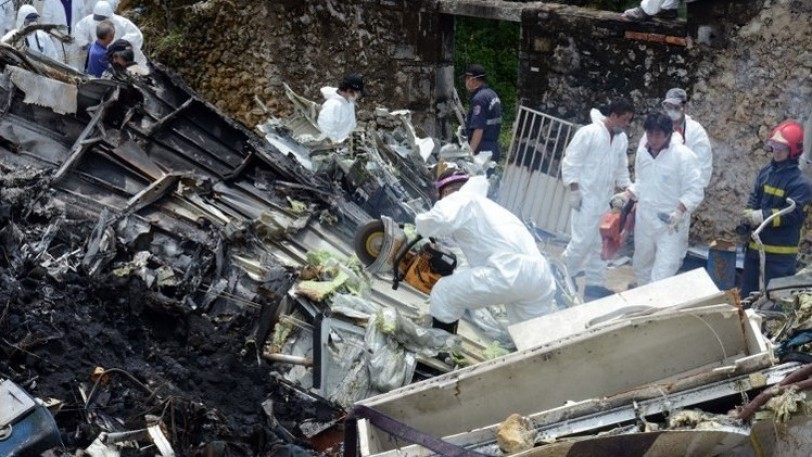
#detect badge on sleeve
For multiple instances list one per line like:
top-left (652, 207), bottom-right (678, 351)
top-left (473, 105), bottom-right (481, 116)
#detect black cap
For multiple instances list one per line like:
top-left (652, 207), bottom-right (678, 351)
top-left (105, 39), bottom-right (133, 60)
top-left (340, 73), bottom-right (367, 96)
top-left (460, 64), bottom-right (486, 80)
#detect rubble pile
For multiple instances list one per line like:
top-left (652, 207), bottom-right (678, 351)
top-left (0, 167), bottom-right (321, 455)
top-left (0, 35), bottom-right (486, 455)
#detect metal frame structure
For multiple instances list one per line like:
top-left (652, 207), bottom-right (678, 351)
top-left (499, 106), bottom-right (580, 237)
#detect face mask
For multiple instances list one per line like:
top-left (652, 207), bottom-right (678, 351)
top-left (348, 93), bottom-right (359, 103)
top-left (666, 109), bottom-right (683, 121)
top-left (610, 126), bottom-right (624, 134)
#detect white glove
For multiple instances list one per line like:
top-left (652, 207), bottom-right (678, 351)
top-left (568, 190), bottom-right (582, 210)
top-left (610, 191), bottom-right (630, 210)
top-left (661, 209), bottom-right (685, 232)
top-left (742, 209), bottom-right (764, 227)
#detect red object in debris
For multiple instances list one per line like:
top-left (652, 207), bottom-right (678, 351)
top-left (600, 203), bottom-right (636, 261)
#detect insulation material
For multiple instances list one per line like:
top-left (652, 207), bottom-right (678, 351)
top-left (7, 66), bottom-right (77, 114)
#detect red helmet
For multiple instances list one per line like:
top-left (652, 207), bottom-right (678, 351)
top-left (770, 120), bottom-right (804, 160)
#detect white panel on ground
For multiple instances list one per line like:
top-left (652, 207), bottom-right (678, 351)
top-left (508, 268), bottom-right (722, 351)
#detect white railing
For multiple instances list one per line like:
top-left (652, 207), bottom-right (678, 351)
top-left (499, 106), bottom-right (580, 237)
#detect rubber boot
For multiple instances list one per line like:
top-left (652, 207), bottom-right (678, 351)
top-left (431, 318), bottom-right (459, 334)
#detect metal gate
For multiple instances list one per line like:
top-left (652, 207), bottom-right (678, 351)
top-left (499, 106), bottom-right (580, 238)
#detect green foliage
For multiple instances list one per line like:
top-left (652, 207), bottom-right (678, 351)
top-left (454, 17), bottom-right (520, 153)
top-left (151, 28), bottom-right (187, 67)
top-left (453, 0), bottom-right (639, 152)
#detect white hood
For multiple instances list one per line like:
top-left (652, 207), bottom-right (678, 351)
top-left (457, 175), bottom-right (489, 198)
top-left (16, 5), bottom-right (37, 29)
top-left (93, 1), bottom-right (114, 17)
top-left (589, 108), bottom-right (605, 125)
top-left (320, 86), bottom-right (343, 102)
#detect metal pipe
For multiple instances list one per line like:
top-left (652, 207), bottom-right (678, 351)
top-left (263, 353), bottom-right (313, 366)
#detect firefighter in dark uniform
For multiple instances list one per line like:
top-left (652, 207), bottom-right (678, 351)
top-left (461, 64), bottom-right (503, 163)
top-left (740, 120), bottom-right (812, 296)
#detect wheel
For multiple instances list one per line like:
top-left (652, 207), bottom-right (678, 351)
top-left (354, 220), bottom-right (386, 266)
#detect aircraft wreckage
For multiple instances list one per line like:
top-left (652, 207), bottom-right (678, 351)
top-left (1, 44), bottom-right (812, 457)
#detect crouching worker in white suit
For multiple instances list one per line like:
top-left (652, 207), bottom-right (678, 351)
top-left (414, 169), bottom-right (557, 333)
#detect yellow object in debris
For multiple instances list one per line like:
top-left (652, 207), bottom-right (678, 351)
top-left (764, 386), bottom-right (812, 424)
top-left (796, 293), bottom-right (812, 327)
top-left (296, 270), bottom-right (349, 302)
top-left (497, 414), bottom-right (535, 454)
top-left (483, 341), bottom-right (510, 359)
top-left (91, 366), bottom-right (110, 385)
top-left (286, 197), bottom-right (308, 214)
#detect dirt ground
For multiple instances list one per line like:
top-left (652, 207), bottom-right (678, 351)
top-left (544, 242), bottom-right (637, 302)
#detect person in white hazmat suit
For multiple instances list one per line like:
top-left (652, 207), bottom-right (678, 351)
top-left (74, 1), bottom-right (145, 67)
top-left (561, 99), bottom-right (634, 301)
top-left (660, 88), bottom-right (713, 188)
top-left (40, 0), bottom-right (86, 69)
top-left (623, 0), bottom-right (699, 20)
top-left (414, 169), bottom-right (557, 333)
top-left (612, 112), bottom-right (704, 285)
top-left (1, 6), bottom-right (60, 60)
top-left (316, 73), bottom-right (366, 143)
top-left (0, 1), bottom-right (14, 37)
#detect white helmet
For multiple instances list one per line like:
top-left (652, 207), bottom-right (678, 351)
top-left (93, 1), bottom-right (114, 19)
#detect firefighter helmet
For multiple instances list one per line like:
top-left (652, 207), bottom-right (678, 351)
top-left (770, 120), bottom-right (804, 160)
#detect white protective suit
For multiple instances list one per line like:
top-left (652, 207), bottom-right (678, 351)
top-left (40, 0), bottom-right (86, 69)
top-left (561, 109), bottom-right (632, 287)
top-left (677, 114), bottom-right (712, 188)
top-left (0, 0), bottom-right (14, 36)
top-left (316, 86), bottom-right (356, 142)
top-left (629, 135), bottom-right (704, 285)
top-left (414, 176), bottom-right (557, 325)
top-left (74, 1), bottom-right (145, 67)
top-left (639, 0), bottom-right (699, 15)
top-left (2, 5), bottom-right (60, 60)
top-left (639, 0), bottom-right (678, 14)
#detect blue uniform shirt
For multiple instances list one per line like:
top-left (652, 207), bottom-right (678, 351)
top-left (87, 41), bottom-right (109, 78)
top-left (746, 160), bottom-right (812, 256)
top-left (466, 84), bottom-right (503, 161)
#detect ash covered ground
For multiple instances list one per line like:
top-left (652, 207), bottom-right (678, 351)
top-left (0, 167), bottom-right (335, 456)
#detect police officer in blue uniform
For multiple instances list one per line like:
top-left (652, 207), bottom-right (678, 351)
top-left (461, 64), bottom-right (503, 163)
top-left (740, 119), bottom-right (812, 297)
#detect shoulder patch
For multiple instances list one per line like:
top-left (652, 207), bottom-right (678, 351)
top-left (473, 105), bottom-right (481, 116)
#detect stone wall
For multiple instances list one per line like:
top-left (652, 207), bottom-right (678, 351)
top-left (143, 0), bottom-right (453, 134)
top-left (687, 0), bottom-right (812, 242)
top-left (518, 4), bottom-right (693, 121)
